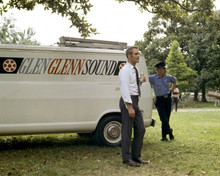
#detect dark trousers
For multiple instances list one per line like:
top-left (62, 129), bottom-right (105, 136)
top-left (172, 97), bottom-right (179, 112)
top-left (155, 95), bottom-right (172, 138)
top-left (119, 96), bottom-right (146, 162)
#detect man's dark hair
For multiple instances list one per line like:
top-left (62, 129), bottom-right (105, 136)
top-left (126, 46), bottom-right (139, 58)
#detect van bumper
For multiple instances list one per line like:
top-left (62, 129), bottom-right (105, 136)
top-left (144, 119), bottom-right (156, 127)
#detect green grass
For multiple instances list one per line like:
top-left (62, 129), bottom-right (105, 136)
top-left (178, 100), bottom-right (220, 109)
top-left (0, 110), bottom-right (220, 176)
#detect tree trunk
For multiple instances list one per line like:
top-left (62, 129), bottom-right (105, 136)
top-left (201, 84), bottom-right (207, 102)
top-left (194, 89), bottom-right (199, 101)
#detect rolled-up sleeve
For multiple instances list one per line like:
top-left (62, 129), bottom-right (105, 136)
top-left (119, 68), bottom-right (132, 104)
top-left (169, 75), bottom-right (176, 83)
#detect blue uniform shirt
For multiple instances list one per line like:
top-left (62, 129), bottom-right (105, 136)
top-left (149, 74), bottom-right (176, 96)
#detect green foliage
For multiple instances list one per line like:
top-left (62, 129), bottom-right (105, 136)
top-left (0, 15), bottom-right (40, 45)
top-left (118, 0), bottom-right (215, 21)
top-left (137, 10), bottom-right (220, 100)
top-left (136, 15), bottom-right (180, 74)
top-left (166, 40), bottom-right (197, 92)
top-left (0, 0), bottom-right (216, 38)
top-left (182, 11), bottom-right (220, 101)
top-left (186, 11), bottom-right (220, 90)
top-left (0, 0), bottom-right (97, 38)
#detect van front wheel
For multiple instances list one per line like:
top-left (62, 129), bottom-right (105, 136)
top-left (95, 115), bottom-right (122, 147)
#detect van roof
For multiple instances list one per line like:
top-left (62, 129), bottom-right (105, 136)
top-left (58, 37), bottom-right (128, 51)
top-left (0, 44), bottom-right (126, 54)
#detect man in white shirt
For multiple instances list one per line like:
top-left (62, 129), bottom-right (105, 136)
top-left (119, 46), bottom-right (148, 167)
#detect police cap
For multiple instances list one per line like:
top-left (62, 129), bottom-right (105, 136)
top-left (155, 61), bottom-right (167, 68)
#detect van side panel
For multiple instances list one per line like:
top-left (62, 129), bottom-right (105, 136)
top-left (0, 82), bottom-right (120, 134)
top-left (0, 45), bottom-right (152, 135)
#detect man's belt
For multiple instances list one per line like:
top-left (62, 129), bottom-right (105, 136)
top-left (156, 94), bottom-right (171, 99)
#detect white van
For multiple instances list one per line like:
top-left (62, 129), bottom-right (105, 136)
top-left (0, 37), bottom-right (154, 146)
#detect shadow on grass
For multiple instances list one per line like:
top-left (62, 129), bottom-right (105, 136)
top-left (0, 134), bottom-right (99, 151)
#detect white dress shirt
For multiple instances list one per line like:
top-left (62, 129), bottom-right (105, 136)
top-left (118, 62), bottom-right (140, 104)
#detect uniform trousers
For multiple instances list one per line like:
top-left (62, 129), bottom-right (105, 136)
top-left (119, 96), bottom-right (146, 162)
top-left (155, 94), bottom-right (172, 138)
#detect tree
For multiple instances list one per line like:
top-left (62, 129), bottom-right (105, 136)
top-left (135, 15), bottom-right (179, 74)
top-left (0, 0), bottom-right (215, 38)
top-left (0, 0), bottom-right (97, 38)
top-left (166, 40), bottom-right (197, 92)
top-left (119, 0), bottom-right (214, 21)
top-left (136, 11), bottom-right (220, 102)
top-left (0, 15), bottom-right (40, 45)
top-left (186, 11), bottom-right (220, 101)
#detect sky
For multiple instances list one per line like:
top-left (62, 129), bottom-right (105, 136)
top-left (2, 0), bottom-right (220, 46)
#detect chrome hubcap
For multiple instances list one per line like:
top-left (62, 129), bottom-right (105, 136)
top-left (104, 121), bottom-right (121, 144)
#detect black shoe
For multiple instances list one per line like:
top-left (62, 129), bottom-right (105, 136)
top-left (169, 129), bottom-right (174, 140)
top-left (133, 158), bottom-right (149, 164)
top-left (123, 160), bottom-right (140, 167)
top-left (160, 137), bottom-right (169, 141)
top-left (169, 133), bottom-right (174, 140)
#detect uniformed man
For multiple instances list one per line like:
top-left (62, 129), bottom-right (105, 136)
top-left (119, 46), bottom-right (148, 167)
top-left (149, 61), bottom-right (176, 141)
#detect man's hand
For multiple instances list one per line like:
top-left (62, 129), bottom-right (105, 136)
top-left (140, 74), bottom-right (146, 85)
top-left (170, 87), bottom-right (175, 93)
top-left (170, 80), bottom-right (177, 93)
top-left (126, 103), bottom-right (135, 118)
top-left (128, 106), bottom-right (135, 118)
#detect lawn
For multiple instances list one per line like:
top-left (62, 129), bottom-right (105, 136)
top-left (0, 109), bottom-right (219, 176)
top-left (177, 100), bottom-right (220, 109)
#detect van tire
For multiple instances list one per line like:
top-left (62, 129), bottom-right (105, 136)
top-left (95, 115), bottom-right (122, 147)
